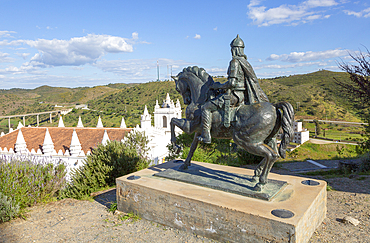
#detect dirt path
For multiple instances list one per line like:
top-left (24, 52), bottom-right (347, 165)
top-left (1, 173), bottom-right (370, 242)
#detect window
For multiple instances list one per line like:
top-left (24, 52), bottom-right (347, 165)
top-left (163, 116), bottom-right (167, 128)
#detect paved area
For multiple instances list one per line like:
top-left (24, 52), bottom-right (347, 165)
top-left (280, 159), bottom-right (340, 172)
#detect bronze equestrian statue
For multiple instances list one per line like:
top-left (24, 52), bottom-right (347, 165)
top-left (170, 35), bottom-right (294, 191)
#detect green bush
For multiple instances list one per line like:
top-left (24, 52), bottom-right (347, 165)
top-left (0, 192), bottom-right (20, 223)
top-left (358, 152), bottom-right (370, 172)
top-left (62, 131), bottom-right (150, 200)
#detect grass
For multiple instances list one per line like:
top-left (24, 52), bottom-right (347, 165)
top-left (304, 122), bottom-right (364, 142)
top-left (302, 169), bottom-right (347, 179)
top-left (283, 141), bottom-right (360, 162)
top-left (108, 202), bottom-right (117, 213)
top-left (119, 212), bottom-right (141, 222)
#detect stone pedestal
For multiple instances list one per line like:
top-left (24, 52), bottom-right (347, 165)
top-left (116, 161), bottom-right (326, 243)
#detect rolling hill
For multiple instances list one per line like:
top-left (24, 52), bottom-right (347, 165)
top-left (0, 70), bottom-right (365, 133)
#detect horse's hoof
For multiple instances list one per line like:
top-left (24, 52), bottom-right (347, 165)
top-left (253, 183), bottom-right (263, 192)
top-left (251, 176), bottom-right (259, 183)
top-left (179, 164), bottom-right (189, 170)
top-left (197, 136), bottom-right (211, 144)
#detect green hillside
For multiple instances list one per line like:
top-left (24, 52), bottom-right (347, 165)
top-left (260, 70), bottom-right (362, 122)
top-left (0, 70), bottom-right (366, 133)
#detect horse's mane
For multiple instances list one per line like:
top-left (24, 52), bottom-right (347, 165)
top-left (178, 66), bottom-right (213, 83)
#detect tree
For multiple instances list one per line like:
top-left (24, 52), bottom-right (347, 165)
top-left (335, 48), bottom-right (370, 105)
top-left (313, 119), bottom-right (321, 136)
top-left (335, 48), bottom-right (370, 151)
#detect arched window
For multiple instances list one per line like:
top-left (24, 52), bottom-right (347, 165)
top-left (163, 116), bottom-right (167, 128)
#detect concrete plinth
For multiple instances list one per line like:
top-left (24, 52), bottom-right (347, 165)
top-left (116, 161), bottom-right (326, 243)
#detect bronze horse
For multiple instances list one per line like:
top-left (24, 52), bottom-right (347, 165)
top-left (170, 66), bottom-right (294, 191)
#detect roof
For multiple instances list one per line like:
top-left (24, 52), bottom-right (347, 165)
top-left (0, 127), bottom-right (132, 154)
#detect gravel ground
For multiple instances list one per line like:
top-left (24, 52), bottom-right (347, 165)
top-left (1, 172), bottom-right (369, 243)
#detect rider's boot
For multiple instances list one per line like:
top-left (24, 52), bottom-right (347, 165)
top-left (198, 109), bottom-right (212, 144)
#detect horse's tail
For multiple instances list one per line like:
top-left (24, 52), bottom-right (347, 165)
top-left (274, 102), bottom-right (294, 159)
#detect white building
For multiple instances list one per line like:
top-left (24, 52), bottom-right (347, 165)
top-left (134, 93), bottom-right (182, 165)
top-left (292, 121), bottom-right (310, 144)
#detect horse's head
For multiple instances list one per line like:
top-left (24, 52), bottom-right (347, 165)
top-left (172, 66), bottom-right (214, 105)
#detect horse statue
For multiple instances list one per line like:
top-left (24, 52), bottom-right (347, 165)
top-left (170, 66), bottom-right (294, 191)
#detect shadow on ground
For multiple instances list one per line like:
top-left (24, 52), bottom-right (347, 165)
top-left (93, 188), bottom-right (116, 208)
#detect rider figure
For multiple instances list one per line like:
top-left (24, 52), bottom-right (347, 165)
top-left (198, 35), bottom-right (269, 144)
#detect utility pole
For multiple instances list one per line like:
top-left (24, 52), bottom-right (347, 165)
top-left (167, 65), bottom-right (173, 80)
top-left (296, 102), bottom-right (300, 112)
top-left (157, 60), bottom-right (160, 81)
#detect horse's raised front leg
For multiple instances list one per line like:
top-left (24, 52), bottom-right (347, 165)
top-left (170, 118), bottom-right (192, 154)
top-left (180, 132), bottom-right (200, 170)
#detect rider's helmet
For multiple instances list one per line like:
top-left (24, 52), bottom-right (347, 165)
top-left (230, 34), bottom-right (244, 48)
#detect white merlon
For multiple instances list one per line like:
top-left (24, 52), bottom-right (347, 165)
top-left (58, 149), bottom-right (63, 156)
top-left (36, 148), bottom-right (42, 155)
top-left (141, 105), bottom-right (151, 130)
top-left (155, 100), bottom-right (160, 109)
top-left (42, 128), bottom-right (54, 155)
top-left (1, 132), bottom-right (4, 137)
top-left (101, 130), bottom-right (110, 146)
top-left (3, 147), bottom-right (8, 152)
top-left (0, 148), bottom-right (2, 152)
top-left (176, 99), bottom-right (181, 108)
top-left (64, 149), bottom-right (70, 156)
top-left (15, 129), bottom-right (28, 153)
top-left (96, 116), bottom-right (104, 128)
top-left (120, 117), bottom-right (126, 128)
top-left (52, 149), bottom-right (57, 156)
top-left (86, 151), bottom-right (91, 156)
top-left (9, 128), bottom-right (14, 133)
top-left (58, 115), bottom-right (65, 127)
top-left (77, 116), bottom-right (84, 128)
top-left (8, 148), bottom-right (14, 154)
top-left (70, 129), bottom-right (82, 156)
top-left (30, 148), bottom-right (36, 154)
top-left (79, 150), bottom-right (85, 157)
top-left (17, 122), bottom-right (24, 130)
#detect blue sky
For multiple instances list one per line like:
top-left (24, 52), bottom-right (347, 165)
top-left (0, 0), bottom-right (369, 89)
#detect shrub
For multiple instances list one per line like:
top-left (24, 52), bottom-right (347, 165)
top-left (166, 132), bottom-right (262, 166)
top-left (0, 155), bottom-right (66, 217)
top-left (0, 192), bottom-right (20, 223)
top-left (62, 131), bottom-right (150, 200)
top-left (358, 152), bottom-right (370, 172)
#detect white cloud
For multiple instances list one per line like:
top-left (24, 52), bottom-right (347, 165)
top-left (213, 27), bottom-right (218, 31)
top-left (0, 63), bottom-right (46, 75)
top-left (344, 7), bottom-right (370, 18)
top-left (255, 61), bottom-right (328, 70)
top-left (247, 0), bottom-right (338, 26)
top-left (94, 58), bottom-right (191, 78)
top-left (194, 34), bottom-right (201, 39)
top-left (0, 31), bottom-right (16, 38)
top-left (266, 49), bottom-right (348, 62)
top-left (16, 52), bottom-right (30, 60)
top-left (0, 52), bottom-right (15, 63)
top-left (24, 33), bottom-right (135, 66)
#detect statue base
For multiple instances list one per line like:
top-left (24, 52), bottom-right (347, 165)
top-left (116, 160), bottom-right (326, 243)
